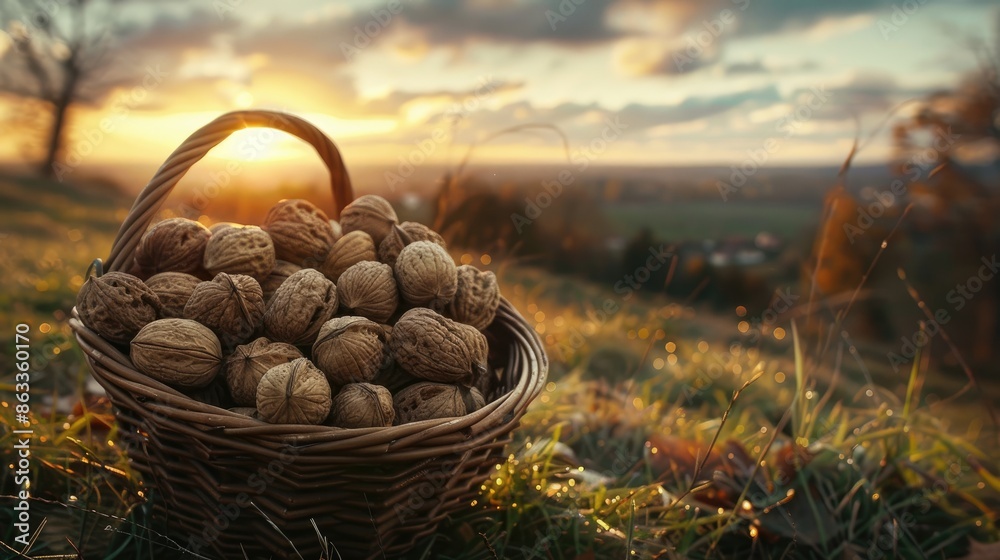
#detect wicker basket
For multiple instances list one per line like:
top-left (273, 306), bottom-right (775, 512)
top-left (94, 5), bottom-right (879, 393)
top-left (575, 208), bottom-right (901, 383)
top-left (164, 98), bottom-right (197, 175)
top-left (68, 110), bottom-right (548, 559)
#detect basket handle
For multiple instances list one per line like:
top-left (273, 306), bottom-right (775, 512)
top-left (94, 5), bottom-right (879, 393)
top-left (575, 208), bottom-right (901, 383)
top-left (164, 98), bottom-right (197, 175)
top-left (105, 110), bottom-right (354, 273)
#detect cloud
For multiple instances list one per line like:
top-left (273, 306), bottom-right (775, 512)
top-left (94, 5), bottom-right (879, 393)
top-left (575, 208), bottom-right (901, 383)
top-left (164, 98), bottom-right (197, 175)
top-left (615, 37), bottom-right (721, 77)
top-left (115, 10), bottom-right (240, 54)
top-left (358, 80), bottom-right (525, 116)
top-left (723, 59), bottom-right (821, 75)
top-left (231, 15), bottom-right (357, 71)
top-left (0, 8), bottom-right (245, 106)
top-left (826, 72), bottom-right (924, 112)
top-left (397, 0), bottom-right (622, 45)
top-left (724, 60), bottom-right (768, 75)
top-left (618, 86), bottom-right (782, 127)
top-left (370, 85), bottom-right (783, 150)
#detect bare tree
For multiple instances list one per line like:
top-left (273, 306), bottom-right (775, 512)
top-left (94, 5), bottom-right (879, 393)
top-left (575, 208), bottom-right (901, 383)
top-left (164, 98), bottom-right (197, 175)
top-left (0, 0), bottom-right (123, 177)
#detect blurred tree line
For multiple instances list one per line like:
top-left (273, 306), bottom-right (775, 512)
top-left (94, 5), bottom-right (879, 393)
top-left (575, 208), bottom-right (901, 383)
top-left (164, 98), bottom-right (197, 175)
top-left (433, 56), bottom-right (999, 375)
top-left (809, 57), bottom-right (1000, 369)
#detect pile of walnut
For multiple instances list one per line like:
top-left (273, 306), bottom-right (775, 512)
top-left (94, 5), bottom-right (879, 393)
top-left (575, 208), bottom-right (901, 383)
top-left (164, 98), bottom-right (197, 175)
top-left (76, 195), bottom-right (503, 428)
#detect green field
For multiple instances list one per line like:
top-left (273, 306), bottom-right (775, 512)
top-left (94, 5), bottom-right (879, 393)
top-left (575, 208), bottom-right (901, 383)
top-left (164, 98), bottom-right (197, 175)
top-left (605, 201), bottom-right (820, 241)
top-left (1, 174), bottom-right (998, 559)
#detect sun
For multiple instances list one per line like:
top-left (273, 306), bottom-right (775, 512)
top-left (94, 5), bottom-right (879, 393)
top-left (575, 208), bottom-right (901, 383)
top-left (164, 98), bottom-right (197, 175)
top-left (235, 91), bottom-right (254, 108)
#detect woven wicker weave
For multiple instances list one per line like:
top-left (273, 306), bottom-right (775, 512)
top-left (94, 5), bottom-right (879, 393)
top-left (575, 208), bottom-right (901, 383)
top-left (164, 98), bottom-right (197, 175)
top-left (68, 110), bottom-right (548, 559)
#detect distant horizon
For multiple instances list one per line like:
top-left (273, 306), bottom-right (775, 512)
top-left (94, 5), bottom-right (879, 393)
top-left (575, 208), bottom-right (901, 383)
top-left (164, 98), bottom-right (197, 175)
top-left (1, 158), bottom-right (901, 195)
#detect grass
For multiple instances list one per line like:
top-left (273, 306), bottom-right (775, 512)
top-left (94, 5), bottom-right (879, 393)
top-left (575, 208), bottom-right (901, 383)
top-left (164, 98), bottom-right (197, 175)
top-left (1, 172), bottom-right (998, 558)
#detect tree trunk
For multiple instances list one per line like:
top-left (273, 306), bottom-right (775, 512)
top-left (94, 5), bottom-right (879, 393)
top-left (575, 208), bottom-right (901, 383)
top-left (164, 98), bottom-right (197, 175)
top-left (39, 65), bottom-right (78, 179)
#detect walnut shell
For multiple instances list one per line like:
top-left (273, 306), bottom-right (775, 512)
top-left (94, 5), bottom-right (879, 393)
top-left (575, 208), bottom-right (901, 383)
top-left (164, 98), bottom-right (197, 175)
top-left (319, 230), bottom-right (377, 282)
top-left (371, 365), bottom-right (419, 393)
top-left (340, 194), bottom-right (398, 245)
top-left (76, 272), bottom-right (160, 345)
top-left (336, 261), bottom-right (398, 323)
top-left (209, 222), bottom-right (242, 234)
top-left (329, 219), bottom-right (342, 240)
top-left (263, 269), bottom-right (338, 346)
top-left (262, 199), bottom-right (336, 267)
top-left (394, 241), bottom-right (457, 308)
top-left (378, 222), bottom-right (446, 268)
top-left (261, 260), bottom-right (302, 301)
top-left (203, 225), bottom-right (276, 281)
top-left (393, 382), bottom-right (485, 424)
top-left (312, 316), bottom-right (387, 386)
top-left (472, 363), bottom-right (501, 401)
top-left (130, 318), bottom-right (222, 388)
top-left (134, 218), bottom-right (211, 278)
top-left (328, 383), bottom-right (394, 428)
top-left (256, 358), bottom-right (332, 424)
top-left (145, 272), bottom-right (201, 319)
top-left (446, 265), bottom-right (500, 330)
top-left (388, 308), bottom-right (487, 385)
top-left (224, 337), bottom-right (303, 406)
top-left (184, 273), bottom-right (265, 350)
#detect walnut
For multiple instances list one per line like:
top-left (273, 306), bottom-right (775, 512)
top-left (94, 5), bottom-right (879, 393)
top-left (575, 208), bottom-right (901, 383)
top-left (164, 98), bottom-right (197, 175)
top-left (378, 222), bottom-right (446, 268)
top-left (203, 225), bottom-right (275, 281)
top-left (263, 269), bottom-right (338, 346)
top-left (184, 273), bottom-right (265, 350)
top-left (319, 230), bottom-right (376, 282)
top-left (473, 367), bottom-right (500, 401)
top-left (145, 272), bottom-right (200, 319)
top-left (388, 308), bottom-right (487, 385)
top-left (134, 218), bottom-right (211, 278)
top-left (76, 272), bottom-right (160, 345)
top-left (209, 222), bottom-right (242, 234)
top-left (328, 383), bottom-right (394, 428)
top-left (260, 260), bottom-right (301, 301)
top-left (446, 265), bottom-right (500, 330)
top-left (256, 358), bottom-right (332, 424)
top-left (394, 241), bottom-right (457, 308)
top-left (340, 194), bottom-right (398, 245)
top-left (262, 199), bottom-right (336, 267)
top-left (371, 365), bottom-right (419, 393)
top-left (336, 261), bottom-right (398, 323)
top-left (312, 316), bottom-right (387, 386)
top-left (224, 337), bottom-right (303, 406)
top-left (329, 219), bottom-right (342, 240)
top-left (130, 318), bottom-right (222, 388)
top-left (393, 382), bottom-right (485, 424)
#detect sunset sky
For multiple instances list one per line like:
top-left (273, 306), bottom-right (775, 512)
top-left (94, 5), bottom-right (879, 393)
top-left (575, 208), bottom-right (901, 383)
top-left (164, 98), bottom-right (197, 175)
top-left (0, 0), bottom-right (997, 191)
